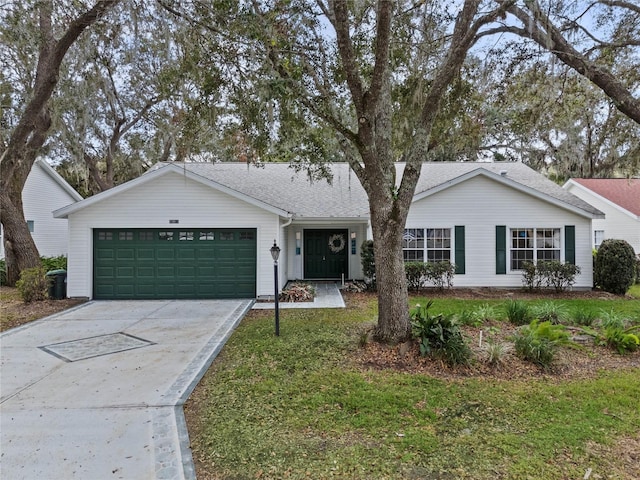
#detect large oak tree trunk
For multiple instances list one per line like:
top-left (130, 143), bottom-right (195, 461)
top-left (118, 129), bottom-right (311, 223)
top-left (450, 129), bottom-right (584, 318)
top-left (369, 198), bottom-right (411, 343)
top-left (0, 192), bottom-right (40, 285)
top-left (0, 0), bottom-right (120, 285)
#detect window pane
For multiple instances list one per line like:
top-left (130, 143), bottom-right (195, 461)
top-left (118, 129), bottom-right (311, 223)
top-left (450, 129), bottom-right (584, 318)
top-left (403, 250), bottom-right (424, 262)
top-left (119, 231), bottom-right (133, 241)
top-left (179, 231), bottom-right (194, 241)
top-left (219, 232), bottom-right (234, 241)
top-left (199, 231), bottom-right (214, 241)
top-left (240, 231), bottom-right (255, 240)
top-left (159, 232), bottom-right (174, 241)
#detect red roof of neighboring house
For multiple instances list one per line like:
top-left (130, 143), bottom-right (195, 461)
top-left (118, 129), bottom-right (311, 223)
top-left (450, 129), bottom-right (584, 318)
top-left (572, 178), bottom-right (640, 216)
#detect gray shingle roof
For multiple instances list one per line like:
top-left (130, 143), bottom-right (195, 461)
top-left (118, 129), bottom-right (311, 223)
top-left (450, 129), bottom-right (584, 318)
top-left (159, 162), bottom-right (602, 218)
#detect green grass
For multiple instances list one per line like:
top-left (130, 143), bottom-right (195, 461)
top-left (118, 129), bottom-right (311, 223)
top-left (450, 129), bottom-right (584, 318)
top-left (187, 296), bottom-right (640, 480)
top-left (628, 283), bottom-right (640, 299)
top-left (409, 296), bottom-right (640, 323)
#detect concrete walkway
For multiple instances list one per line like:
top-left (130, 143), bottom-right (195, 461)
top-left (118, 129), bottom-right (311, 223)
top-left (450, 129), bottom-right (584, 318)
top-left (252, 281), bottom-right (345, 310)
top-left (0, 299), bottom-right (253, 480)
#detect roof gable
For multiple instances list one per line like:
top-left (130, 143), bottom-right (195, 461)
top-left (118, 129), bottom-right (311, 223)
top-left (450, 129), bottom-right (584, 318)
top-left (35, 160), bottom-right (83, 202)
top-left (568, 178), bottom-right (640, 218)
top-left (54, 163), bottom-right (289, 218)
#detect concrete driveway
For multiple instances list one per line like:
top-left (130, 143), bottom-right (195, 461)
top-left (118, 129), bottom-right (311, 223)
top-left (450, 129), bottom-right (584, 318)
top-left (0, 299), bottom-right (253, 480)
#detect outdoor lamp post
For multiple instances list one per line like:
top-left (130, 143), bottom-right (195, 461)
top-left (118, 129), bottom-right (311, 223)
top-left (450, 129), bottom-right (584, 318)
top-left (270, 240), bottom-right (281, 336)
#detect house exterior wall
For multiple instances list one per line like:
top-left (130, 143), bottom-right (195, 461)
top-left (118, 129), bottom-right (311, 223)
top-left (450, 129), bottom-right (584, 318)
top-left (406, 175), bottom-right (594, 288)
top-left (564, 183), bottom-right (640, 254)
top-left (66, 171), bottom-right (281, 298)
top-left (0, 161), bottom-right (78, 259)
top-left (284, 222), bottom-right (368, 281)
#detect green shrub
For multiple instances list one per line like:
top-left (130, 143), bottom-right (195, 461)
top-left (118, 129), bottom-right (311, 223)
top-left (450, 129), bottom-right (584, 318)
top-left (404, 262), bottom-right (425, 291)
top-left (41, 255), bottom-right (67, 272)
top-left (456, 310), bottom-right (476, 326)
top-left (360, 240), bottom-right (376, 290)
top-left (532, 301), bottom-right (568, 324)
top-left (504, 299), bottom-right (531, 325)
top-left (483, 340), bottom-right (509, 366)
top-left (521, 261), bottom-right (541, 291)
top-left (0, 259), bottom-right (6, 285)
top-left (513, 320), bottom-right (570, 369)
top-left (15, 266), bottom-right (49, 303)
top-left (604, 326), bottom-right (640, 354)
top-left (471, 303), bottom-right (497, 324)
top-left (410, 300), bottom-right (472, 366)
top-left (598, 309), bottom-right (627, 330)
top-left (425, 261), bottom-right (455, 289)
top-left (594, 239), bottom-right (636, 294)
top-left (521, 261), bottom-right (580, 292)
top-left (571, 309), bottom-right (597, 326)
top-left (536, 261), bottom-right (581, 292)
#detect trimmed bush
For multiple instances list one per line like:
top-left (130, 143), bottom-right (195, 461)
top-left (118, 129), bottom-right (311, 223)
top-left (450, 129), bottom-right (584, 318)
top-left (594, 239), bottom-right (636, 294)
top-left (0, 259), bottom-right (6, 286)
top-left (521, 261), bottom-right (580, 292)
top-left (15, 266), bottom-right (49, 303)
top-left (404, 262), bottom-right (425, 291)
top-left (360, 240), bottom-right (376, 290)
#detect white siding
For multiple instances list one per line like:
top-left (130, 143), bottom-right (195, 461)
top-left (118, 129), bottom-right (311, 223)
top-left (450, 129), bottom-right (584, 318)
top-left (406, 175), bottom-right (594, 288)
top-left (66, 171), bottom-right (280, 298)
top-left (565, 183), bottom-right (640, 254)
top-left (0, 162), bottom-right (79, 258)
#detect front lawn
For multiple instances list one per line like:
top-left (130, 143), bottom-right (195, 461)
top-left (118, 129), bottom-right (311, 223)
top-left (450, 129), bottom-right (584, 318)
top-left (186, 293), bottom-right (640, 480)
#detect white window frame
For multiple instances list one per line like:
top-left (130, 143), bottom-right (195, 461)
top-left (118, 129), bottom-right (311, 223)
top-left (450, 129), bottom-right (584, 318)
top-left (594, 230), bottom-right (604, 250)
top-left (510, 227), bottom-right (561, 271)
top-left (403, 228), bottom-right (452, 263)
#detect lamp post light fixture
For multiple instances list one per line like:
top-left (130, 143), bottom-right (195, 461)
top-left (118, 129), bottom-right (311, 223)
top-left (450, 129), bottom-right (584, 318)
top-left (270, 240), bottom-right (281, 336)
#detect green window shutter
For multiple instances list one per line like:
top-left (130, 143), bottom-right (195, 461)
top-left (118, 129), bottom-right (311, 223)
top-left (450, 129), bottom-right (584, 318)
top-left (454, 225), bottom-right (465, 274)
top-left (496, 225), bottom-right (506, 274)
top-left (565, 225), bottom-right (576, 265)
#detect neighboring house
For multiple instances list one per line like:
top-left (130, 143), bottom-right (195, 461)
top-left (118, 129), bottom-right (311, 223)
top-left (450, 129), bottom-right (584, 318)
top-left (0, 159), bottom-right (82, 259)
top-left (563, 178), bottom-right (640, 254)
top-left (54, 162), bottom-right (603, 300)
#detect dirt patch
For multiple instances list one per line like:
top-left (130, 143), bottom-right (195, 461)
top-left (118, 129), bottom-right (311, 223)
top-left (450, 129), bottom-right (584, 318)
top-left (0, 286), bottom-right (86, 332)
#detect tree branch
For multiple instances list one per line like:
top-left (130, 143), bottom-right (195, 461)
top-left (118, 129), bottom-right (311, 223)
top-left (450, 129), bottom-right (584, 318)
top-left (501, 0), bottom-right (640, 124)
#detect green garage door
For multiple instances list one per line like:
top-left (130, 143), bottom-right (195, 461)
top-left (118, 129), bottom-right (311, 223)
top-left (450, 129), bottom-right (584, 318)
top-left (93, 228), bottom-right (256, 299)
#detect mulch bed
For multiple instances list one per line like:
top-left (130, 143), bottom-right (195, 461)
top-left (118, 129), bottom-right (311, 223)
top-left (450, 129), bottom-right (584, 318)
top-left (344, 290), bottom-right (640, 381)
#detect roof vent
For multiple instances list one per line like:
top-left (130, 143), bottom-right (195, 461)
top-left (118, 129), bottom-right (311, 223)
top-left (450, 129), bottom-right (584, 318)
top-left (500, 170), bottom-right (508, 176)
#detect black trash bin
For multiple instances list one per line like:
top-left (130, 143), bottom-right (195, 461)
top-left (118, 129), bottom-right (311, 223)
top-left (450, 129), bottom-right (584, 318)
top-left (46, 269), bottom-right (67, 300)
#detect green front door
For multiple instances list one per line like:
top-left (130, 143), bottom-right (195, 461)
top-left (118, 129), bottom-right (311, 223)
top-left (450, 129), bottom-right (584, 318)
top-left (93, 228), bottom-right (256, 299)
top-left (304, 229), bottom-right (348, 279)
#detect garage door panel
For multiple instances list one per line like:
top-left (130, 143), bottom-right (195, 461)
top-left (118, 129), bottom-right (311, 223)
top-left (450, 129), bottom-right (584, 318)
top-left (94, 228), bottom-right (256, 299)
top-left (156, 248), bottom-right (175, 261)
top-left (137, 248), bottom-right (155, 260)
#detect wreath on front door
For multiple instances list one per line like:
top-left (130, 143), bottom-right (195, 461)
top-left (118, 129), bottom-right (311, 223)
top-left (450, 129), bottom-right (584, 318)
top-left (328, 233), bottom-right (346, 253)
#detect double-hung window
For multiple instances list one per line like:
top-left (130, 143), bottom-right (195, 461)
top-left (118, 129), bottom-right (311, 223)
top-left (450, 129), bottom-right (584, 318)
top-left (403, 228), bottom-right (451, 263)
top-left (510, 228), bottom-right (560, 270)
top-left (594, 230), bottom-right (604, 250)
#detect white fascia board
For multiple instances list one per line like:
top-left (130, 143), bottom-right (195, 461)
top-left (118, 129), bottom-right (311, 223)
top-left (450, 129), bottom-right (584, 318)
top-left (412, 169), bottom-right (604, 219)
top-left (563, 179), bottom-right (639, 221)
top-left (54, 164), bottom-right (290, 219)
top-left (36, 159), bottom-right (83, 201)
top-left (290, 217), bottom-right (370, 224)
